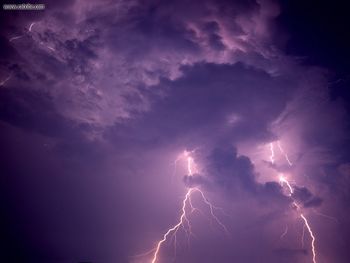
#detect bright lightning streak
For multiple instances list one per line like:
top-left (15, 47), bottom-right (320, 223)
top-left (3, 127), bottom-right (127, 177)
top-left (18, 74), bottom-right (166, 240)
top-left (279, 175), bottom-right (294, 196)
top-left (285, 194), bottom-right (317, 263)
top-left (268, 141), bottom-right (317, 263)
top-left (184, 150), bottom-right (198, 176)
top-left (269, 142), bottom-right (275, 164)
top-left (172, 150), bottom-right (196, 182)
top-left (301, 214), bottom-right (316, 263)
top-left (187, 157), bottom-right (193, 175)
top-left (196, 189), bottom-right (230, 235)
top-left (280, 176), bottom-right (317, 263)
top-left (149, 150), bottom-right (228, 263)
top-left (9, 35), bottom-right (24, 42)
top-left (29, 22), bottom-right (36, 32)
top-left (277, 141), bottom-right (293, 166)
top-left (151, 189), bottom-right (194, 263)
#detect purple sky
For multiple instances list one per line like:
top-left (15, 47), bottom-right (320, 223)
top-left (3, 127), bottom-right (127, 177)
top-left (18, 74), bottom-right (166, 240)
top-left (1, 0), bottom-right (350, 262)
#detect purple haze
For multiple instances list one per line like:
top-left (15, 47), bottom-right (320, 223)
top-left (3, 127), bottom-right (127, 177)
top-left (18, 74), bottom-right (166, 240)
top-left (1, 0), bottom-right (350, 262)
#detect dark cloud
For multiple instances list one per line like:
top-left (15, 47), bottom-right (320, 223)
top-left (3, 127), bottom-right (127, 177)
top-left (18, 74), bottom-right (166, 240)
top-left (205, 146), bottom-right (257, 191)
top-left (201, 146), bottom-right (292, 209)
top-left (114, 62), bottom-right (295, 150)
top-left (292, 186), bottom-right (323, 208)
top-left (1, 0), bottom-right (283, 128)
top-left (0, 87), bottom-right (76, 137)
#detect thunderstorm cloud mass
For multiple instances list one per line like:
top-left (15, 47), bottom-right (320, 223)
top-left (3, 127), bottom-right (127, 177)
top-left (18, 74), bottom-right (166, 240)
top-left (1, 0), bottom-right (350, 262)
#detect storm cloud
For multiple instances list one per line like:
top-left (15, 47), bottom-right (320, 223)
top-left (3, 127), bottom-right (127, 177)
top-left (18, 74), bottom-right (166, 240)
top-left (1, 0), bottom-right (350, 262)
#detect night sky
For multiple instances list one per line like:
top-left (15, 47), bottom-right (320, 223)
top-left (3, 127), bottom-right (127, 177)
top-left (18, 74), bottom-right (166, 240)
top-left (1, 1), bottom-right (350, 263)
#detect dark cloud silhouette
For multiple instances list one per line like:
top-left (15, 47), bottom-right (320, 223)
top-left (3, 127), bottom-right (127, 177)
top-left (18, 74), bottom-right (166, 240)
top-left (0, 87), bottom-right (76, 137)
top-left (200, 146), bottom-right (292, 209)
top-left (291, 186), bottom-right (323, 208)
top-left (205, 146), bottom-right (257, 191)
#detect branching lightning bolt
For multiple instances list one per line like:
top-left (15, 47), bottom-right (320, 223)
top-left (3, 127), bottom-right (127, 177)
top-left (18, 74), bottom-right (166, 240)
top-left (9, 22), bottom-right (56, 52)
top-left (9, 22), bottom-right (35, 43)
top-left (149, 150), bottom-right (228, 263)
top-left (151, 189), bottom-right (194, 263)
top-left (269, 142), bottom-right (317, 263)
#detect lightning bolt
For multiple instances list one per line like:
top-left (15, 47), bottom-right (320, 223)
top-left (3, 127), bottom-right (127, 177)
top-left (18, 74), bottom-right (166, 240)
top-left (312, 209), bottom-right (338, 223)
top-left (149, 150), bottom-right (228, 263)
top-left (9, 22), bottom-right (56, 52)
top-left (9, 22), bottom-right (35, 43)
top-left (269, 142), bottom-right (275, 164)
top-left (280, 225), bottom-right (288, 239)
top-left (39, 42), bottom-right (56, 52)
top-left (151, 188), bottom-right (194, 263)
top-left (269, 141), bottom-right (317, 263)
top-left (29, 22), bottom-right (36, 32)
top-left (172, 150), bottom-right (196, 182)
top-left (277, 141), bottom-right (293, 166)
top-left (301, 214), bottom-right (316, 263)
top-left (279, 174), bottom-right (294, 196)
top-left (9, 35), bottom-right (24, 42)
top-left (0, 74), bottom-right (11, 87)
